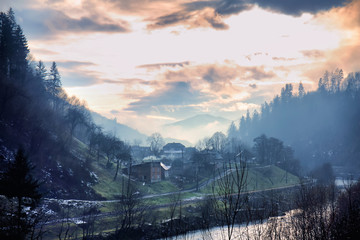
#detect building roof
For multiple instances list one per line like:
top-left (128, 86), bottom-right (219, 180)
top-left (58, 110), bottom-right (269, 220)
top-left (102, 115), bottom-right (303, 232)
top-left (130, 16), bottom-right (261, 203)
top-left (163, 142), bottom-right (185, 151)
top-left (160, 162), bottom-right (171, 171)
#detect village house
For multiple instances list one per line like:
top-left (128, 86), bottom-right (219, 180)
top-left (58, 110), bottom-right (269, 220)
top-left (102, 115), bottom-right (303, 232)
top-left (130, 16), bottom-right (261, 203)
top-left (163, 142), bottom-right (185, 160)
top-left (128, 161), bottom-right (170, 183)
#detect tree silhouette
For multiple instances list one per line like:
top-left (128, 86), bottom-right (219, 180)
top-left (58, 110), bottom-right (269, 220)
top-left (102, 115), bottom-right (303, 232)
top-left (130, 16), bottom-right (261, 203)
top-left (147, 132), bottom-right (165, 157)
top-left (47, 61), bottom-right (61, 98)
top-left (0, 148), bottom-right (42, 239)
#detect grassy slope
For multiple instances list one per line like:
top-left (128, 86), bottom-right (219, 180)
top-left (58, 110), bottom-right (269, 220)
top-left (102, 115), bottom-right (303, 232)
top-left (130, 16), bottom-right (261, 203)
top-left (246, 165), bottom-right (299, 190)
top-left (201, 165), bottom-right (299, 194)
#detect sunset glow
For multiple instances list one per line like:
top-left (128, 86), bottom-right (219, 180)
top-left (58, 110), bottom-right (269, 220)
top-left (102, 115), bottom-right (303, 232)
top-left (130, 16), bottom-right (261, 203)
top-left (1, 0), bottom-right (359, 143)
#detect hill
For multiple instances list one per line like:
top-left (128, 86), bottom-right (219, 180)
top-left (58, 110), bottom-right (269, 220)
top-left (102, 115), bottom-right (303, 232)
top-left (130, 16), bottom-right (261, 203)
top-left (0, 10), bottom-right (112, 200)
top-left (91, 111), bottom-right (148, 144)
top-left (164, 114), bottom-right (232, 144)
top-left (167, 114), bottom-right (231, 128)
top-left (232, 71), bottom-right (360, 172)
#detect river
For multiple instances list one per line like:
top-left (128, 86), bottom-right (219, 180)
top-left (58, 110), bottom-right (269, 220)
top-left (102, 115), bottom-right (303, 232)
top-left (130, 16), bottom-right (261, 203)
top-left (160, 211), bottom-right (294, 240)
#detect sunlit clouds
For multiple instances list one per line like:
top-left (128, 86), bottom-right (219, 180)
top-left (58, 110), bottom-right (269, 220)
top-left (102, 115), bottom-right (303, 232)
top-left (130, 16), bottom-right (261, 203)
top-left (1, 0), bottom-right (358, 143)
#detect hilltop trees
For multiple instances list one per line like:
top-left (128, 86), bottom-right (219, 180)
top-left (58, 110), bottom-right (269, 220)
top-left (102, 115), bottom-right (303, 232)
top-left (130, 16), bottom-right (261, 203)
top-left (233, 69), bottom-right (360, 171)
top-left (47, 61), bottom-right (61, 98)
top-left (0, 8), bottom-right (119, 200)
top-left (0, 9), bottom-right (29, 80)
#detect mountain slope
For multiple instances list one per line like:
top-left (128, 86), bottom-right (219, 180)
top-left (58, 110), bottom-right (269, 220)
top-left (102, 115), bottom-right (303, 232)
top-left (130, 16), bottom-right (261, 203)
top-left (163, 114), bottom-right (232, 144)
top-left (91, 111), bottom-right (148, 144)
top-left (167, 114), bottom-right (231, 129)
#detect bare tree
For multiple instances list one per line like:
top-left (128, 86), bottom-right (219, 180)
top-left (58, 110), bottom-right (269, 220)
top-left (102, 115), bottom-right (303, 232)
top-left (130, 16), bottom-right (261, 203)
top-left (115, 160), bottom-right (147, 239)
top-left (211, 151), bottom-right (248, 240)
top-left (209, 132), bottom-right (227, 153)
top-left (113, 141), bottom-right (131, 181)
top-left (79, 206), bottom-right (100, 240)
top-left (147, 132), bottom-right (165, 157)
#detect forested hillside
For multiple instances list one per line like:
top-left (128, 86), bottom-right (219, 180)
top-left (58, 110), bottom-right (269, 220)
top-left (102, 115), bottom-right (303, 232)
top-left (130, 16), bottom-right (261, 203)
top-left (0, 9), bottom-right (129, 199)
top-left (232, 70), bottom-right (360, 171)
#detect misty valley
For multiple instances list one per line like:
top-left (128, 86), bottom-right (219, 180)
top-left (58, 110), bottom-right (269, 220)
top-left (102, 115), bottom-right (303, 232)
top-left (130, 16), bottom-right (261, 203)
top-left (1, 3), bottom-right (360, 240)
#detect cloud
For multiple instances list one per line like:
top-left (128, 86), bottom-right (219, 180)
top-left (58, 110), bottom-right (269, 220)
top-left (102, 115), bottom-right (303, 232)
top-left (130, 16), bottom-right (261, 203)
top-left (147, 7), bottom-right (230, 30)
top-left (125, 63), bottom-right (277, 120)
top-left (31, 48), bottom-right (59, 56)
top-left (126, 81), bottom-right (213, 116)
top-left (19, 8), bottom-right (129, 39)
top-left (146, 0), bottom-right (255, 30)
top-left (21, 0), bottom-right (345, 34)
top-left (241, 66), bottom-right (276, 80)
top-left (137, 61), bottom-right (190, 70)
top-left (95, 0), bottom-right (345, 31)
top-left (272, 57), bottom-right (296, 61)
top-left (14, 0), bottom-right (347, 35)
top-left (56, 61), bottom-right (96, 69)
top-left (214, 0), bottom-right (253, 15)
top-left (254, 0), bottom-right (347, 16)
top-left (301, 50), bottom-right (326, 59)
top-left (300, 0), bottom-right (360, 76)
top-left (110, 109), bottom-right (121, 115)
top-left (316, 0), bottom-right (360, 31)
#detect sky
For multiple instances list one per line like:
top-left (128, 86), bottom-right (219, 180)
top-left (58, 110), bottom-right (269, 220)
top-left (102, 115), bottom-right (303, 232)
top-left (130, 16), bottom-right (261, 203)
top-left (1, 0), bottom-right (360, 143)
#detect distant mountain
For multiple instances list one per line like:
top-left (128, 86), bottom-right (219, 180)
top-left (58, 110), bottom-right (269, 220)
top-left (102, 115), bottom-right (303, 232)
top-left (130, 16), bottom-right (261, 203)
top-left (91, 112), bottom-right (148, 144)
top-left (167, 114), bottom-right (231, 129)
top-left (164, 114), bottom-right (232, 144)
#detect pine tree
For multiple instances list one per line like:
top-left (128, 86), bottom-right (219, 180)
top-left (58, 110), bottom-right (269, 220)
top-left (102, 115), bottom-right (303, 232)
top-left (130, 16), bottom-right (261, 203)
top-left (0, 9), bottom-right (29, 80)
top-left (281, 83), bottom-right (293, 102)
top-left (12, 25), bottom-right (29, 80)
top-left (35, 60), bottom-right (47, 81)
top-left (298, 82), bottom-right (305, 98)
top-left (0, 148), bottom-right (41, 239)
top-left (47, 61), bottom-right (61, 97)
top-left (0, 12), bottom-right (14, 77)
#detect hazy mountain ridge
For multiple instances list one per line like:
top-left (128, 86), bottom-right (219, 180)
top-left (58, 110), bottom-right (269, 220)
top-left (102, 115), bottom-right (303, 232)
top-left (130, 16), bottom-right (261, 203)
top-left (91, 111), bottom-right (148, 144)
top-left (164, 114), bottom-right (232, 144)
top-left (166, 114), bottom-right (231, 128)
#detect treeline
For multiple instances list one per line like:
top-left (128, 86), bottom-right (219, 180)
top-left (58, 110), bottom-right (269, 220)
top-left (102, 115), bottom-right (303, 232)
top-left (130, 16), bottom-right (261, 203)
top-left (195, 129), bottom-right (300, 176)
top-left (227, 69), bottom-right (360, 170)
top-left (0, 8), bottom-right (130, 199)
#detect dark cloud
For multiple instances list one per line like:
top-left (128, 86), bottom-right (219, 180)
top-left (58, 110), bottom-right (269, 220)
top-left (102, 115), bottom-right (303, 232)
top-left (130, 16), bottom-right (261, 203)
top-left (147, 0), bottom-right (253, 30)
top-left (126, 81), bottom-right (212, 115)
top-left (254, 0), bottom-right (347, 16)
top-left (137, 61), bottom-right (190, 69)
top-left (215, 0), bottom-right (253, 15)
top-left (182, 0), bottom-right (252, 15)
top-left (19, 8), bottom-right (129, 39)
top-left (147, 8), bottom-right (229, 30)
top-left (149, 11), bottom-right (191, 28)
top-left (146, 0), bottom-right (346, 30)
top-left (249, 83), bottom-right (257, 88)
